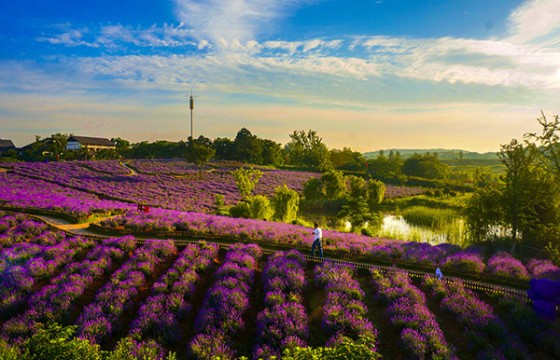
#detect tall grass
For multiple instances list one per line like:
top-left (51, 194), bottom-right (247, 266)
top-left (401, 206), bottom-right (459, 230)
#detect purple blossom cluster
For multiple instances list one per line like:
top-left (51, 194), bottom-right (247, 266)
top-left (130, 242), bottom-right (219, 346)
top-left (440, 250), bottom-right (486, 274)
top-left (0, 233), bottom-right (93, 317)
top-left (372, 270), bottom-right (455, 359)
top-left (314, 262), bottom-right (377, 347)
top-left (253, 250), bottom-right (308, 359)
top-left (78, 160), bottom-right (131, 175)
top-left (99, 207), bottom-right (399, 258)
top-left (7, 160), bottom-right (317, 213)
top-left (486, 252), bottom-right (529, 280)
top-left (526, 259), bottom-right (560, 281)
top-left (1, 236), bottom-right (135, 343)
top-left (0, 172), bottom-right (132, 220)
top-left (76, 240), bottom-right (177, 344)
top-left (0, 213), bottom-right (57, 248)
top-left (189, 243), bottom-right (262, 360)
top-left (423, 277), bottom-right (528, 358)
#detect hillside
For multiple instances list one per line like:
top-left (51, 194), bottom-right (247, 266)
top-left (363, 148), bottom-right (498, 160)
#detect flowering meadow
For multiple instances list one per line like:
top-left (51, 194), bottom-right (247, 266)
top-left (1, 211), bottom-right (559, 359)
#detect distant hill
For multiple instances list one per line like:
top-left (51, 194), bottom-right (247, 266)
top-left (363, 149), bottom-right (498, 160)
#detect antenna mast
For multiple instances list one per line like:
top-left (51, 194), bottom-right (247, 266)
top-left (186, 91), bottom-right (199, 140)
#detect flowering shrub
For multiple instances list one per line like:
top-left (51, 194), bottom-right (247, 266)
top-left (487, 252), bottom-right (529, 280)
top-left (189, 243), bottom-right (261, 359)
top-left (526, 259), bottom-right (560, 281)
top-left (130, 243), bottom-right (219, 346)
top-left (254, 250), bottom-right (308, 359)
top-left (423, 276), bottom-right (529, 358)
top-left (314, 262), bottom-right (378, 348)
top-left (372, 270), bottom-right (455, 359)
top-left (76, 240), bottom-right (176, 344)
top-left (440, 250), bottom-right (486, 274)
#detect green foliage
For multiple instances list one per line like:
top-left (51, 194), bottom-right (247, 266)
top-left (229, 201), bottom-right (252, 219)
top-left (303, 177), bottom-right (323, 201)
top-left (285, 130), bottom-right (332, 171)
top-left (0, 339), bottom-right (20, 360)
top-left (281, 335), bottom-right (380, 360)
top-left (272, 184), bottom-right (300, 222)
top-left (247, 195), bottom-right (273, 220)
top-left (23, 323), bottom-right (102, 360)
top-left (321, 171), bottom-right (346, 200)
top-left (329, 147), bottom-right (365, 170)
top-left (185, 136), bottom-right (216, 170)
top-left (106, 337), bottom-right (176, 360)
top-left (213, 194), bottom-right (229, 216)
top-left (127, 140), bottom-right (186, 159)
top-left (232, 167), bottom-right (262, 199)
top-left (346, 175), bottom-right (367, 199)
top-left (464, 184), bottom-right (503, 243)
top-left (545, 242), bottom-right (560, 266)
top-left (366, 179), bottom-right (385, 210)
top-left (402, 153), bottom-right (449, 179)
top-left (366, 150), bottom-right (405, 182)
top-left (338, 196), bottom-right (374, 232)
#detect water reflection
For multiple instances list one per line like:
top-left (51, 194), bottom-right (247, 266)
top-left (379, 215), bottom-right (463, 245)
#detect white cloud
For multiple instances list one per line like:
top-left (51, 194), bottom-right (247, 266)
top-left (174, 0), bottom-right (315, 50)
top-left (507, 0), bottom-right (560, 44)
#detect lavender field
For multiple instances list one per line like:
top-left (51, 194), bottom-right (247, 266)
top-left (1, 212), bottom-right (559, 359)
top-left (1, 160), bottom-right (560, 358)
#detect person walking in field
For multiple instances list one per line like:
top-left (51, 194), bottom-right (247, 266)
top-left (311, 222), bottom-right (323, 259)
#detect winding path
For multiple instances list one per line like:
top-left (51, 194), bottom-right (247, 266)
top-left (21, 210), bottom-right (531, 302)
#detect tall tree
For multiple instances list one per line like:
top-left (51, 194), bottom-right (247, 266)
top-left (285, 130), bottom-right (332, 171)
top-left (185, 135), bottom-right (215, 171)
top-left (498, 139), bottom-right (536, 254)
top-left (232, 167), bottom-right (262, 200)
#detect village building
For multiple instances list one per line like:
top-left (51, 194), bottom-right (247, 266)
top-left (0, 139), bottom-right (16, 154)
top-left (66, 136), bottom-right (116, 152)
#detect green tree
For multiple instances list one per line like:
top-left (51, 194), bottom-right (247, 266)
top-left (465, 182), bottom-right (503, 243)
top-left (272, 184), bottom-right (300, 222)
top-left (303, 177), bottom-right (324, 201)
top-left (338, 196), bottom-right (374, 232)
top-left (247, 195), bottom-right (273, 220)
top-left (185, 135), bottom-right (216, 171)
top-left (402, 153), bottom-right (448, 179)
top-left (234, 128), bottom-right (263, 164)
top-left (321, 170), bottom-right (346, 200)
top-left (498, 139), bottom-right (536, 254)
top-left (111, 137), bottom-right (131, 158)
top-left (213, 137), bottom-right (235, 160)
top-left (285, 130), bottom-right (332, 171)
top-left (261, 139), bottom-right (284, 166)
top-left (525, 111), bottom-right (560, 179)
top-left (329, 147), bottom-right (365, 170)
top-left (366, 179), bottom-right (385, 210)
top-left (347, 175), bottom-right (367, 199)
top-left (232, 167), bottom-right (263, 199)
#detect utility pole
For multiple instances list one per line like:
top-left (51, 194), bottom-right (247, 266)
top-left (189, 94), bottom-right (194, 140)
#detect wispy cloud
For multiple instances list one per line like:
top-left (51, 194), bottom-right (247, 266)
top-left (174, 0), bottom-right (315, 50)
top-left (507, 0), bottom-right (560, 45)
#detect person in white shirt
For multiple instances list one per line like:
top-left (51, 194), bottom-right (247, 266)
top-left (311, 222), bottom-right (323, 259)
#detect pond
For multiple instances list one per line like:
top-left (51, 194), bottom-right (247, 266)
top-left (377, 215), bottom-right (466, 245)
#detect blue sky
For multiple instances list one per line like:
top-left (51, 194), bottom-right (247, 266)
top-left (1, 0), bottom-right (559, 152)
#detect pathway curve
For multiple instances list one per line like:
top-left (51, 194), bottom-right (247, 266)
top-left (120, 162), bottom-right (138, 175)
top-left (21, 211), bottom-right (531, 301)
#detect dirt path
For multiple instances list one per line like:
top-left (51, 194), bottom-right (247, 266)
top-left (18, 211), bottom-right (531, 299)
top-left (120, 162), bottom-right (138, 175)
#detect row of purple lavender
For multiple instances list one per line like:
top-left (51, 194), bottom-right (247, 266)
top-left (373, 270), bottom-right (455, 359)
top-left (98, 208), bottom-right (560, 283)
top-left (314, 262), bottom-right (378, 349)
top-left (129, 242), bottom-right (219, 346)
top-left (254, 250), bottom-right (308, 359)
top-left (1, 236), bottom-right (136, 344)
top-left (75, 240), bottom-right (177, 344)
top-left (422, 276), bottom-right (529, 358)
top-left (189, 243), bottom-right (262, 359)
